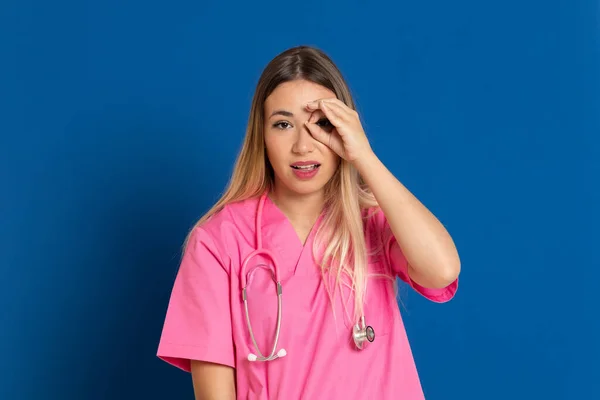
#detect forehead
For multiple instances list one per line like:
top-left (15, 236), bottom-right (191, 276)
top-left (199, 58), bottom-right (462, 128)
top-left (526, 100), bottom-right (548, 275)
top-left (264, 80), bottom-right (336, 113)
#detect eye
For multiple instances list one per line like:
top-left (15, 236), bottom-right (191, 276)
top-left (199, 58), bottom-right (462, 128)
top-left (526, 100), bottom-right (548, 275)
top-left (317, 118), bottom-right (334, 132)
top-left (273, 121), bottom-right (292, 130)
top-left (316, 118), bottom-right (331, 127)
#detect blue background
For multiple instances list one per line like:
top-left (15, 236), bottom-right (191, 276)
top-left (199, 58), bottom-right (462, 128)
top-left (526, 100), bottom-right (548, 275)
top-left (1, 0), bottom-right (598, 399)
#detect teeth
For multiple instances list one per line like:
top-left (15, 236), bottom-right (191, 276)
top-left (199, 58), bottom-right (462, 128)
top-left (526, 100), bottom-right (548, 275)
top-left (293, 164), bottom-right (319, 170)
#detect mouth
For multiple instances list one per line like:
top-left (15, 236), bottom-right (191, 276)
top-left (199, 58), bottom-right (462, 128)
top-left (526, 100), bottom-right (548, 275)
top-left (291, 163), bottom-right (321, 171)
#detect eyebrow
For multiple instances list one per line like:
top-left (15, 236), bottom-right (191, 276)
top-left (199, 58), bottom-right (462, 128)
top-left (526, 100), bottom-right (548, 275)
top-left (269, 110), bottom-right (294, 118)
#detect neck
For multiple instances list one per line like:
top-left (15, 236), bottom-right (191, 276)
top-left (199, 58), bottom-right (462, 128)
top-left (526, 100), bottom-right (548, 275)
top-left (269, 184), bottom-right (325, 223)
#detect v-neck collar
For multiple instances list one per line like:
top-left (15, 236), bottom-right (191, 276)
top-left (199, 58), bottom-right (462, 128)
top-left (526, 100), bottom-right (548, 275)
top-left (259, 192), bottom-right (324, 279)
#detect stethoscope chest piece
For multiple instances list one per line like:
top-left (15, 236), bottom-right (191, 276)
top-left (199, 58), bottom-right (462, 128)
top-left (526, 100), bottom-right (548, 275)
top-left (352, 322), bottom-right (375, 350)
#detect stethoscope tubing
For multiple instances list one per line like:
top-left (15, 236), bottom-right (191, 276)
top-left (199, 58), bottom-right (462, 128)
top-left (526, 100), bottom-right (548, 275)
top-left (242, 278), bottom-right (283, 361)
top-left (240, 192), bottom-right (373, 361)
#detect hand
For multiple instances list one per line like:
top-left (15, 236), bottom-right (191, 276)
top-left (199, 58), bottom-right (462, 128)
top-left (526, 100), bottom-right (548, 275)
top-left (304, 98), bottom-right (373, 163)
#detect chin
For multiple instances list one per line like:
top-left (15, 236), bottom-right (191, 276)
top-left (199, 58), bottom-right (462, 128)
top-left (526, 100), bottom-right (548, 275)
top-left (283, 179), bottom-right (329, 197)
top-left (275, 167), bottom-right (336, 197)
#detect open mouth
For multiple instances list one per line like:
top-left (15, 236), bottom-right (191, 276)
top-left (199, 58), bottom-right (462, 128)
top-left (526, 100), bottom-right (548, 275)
top-left (291, 164), bottom-right (321, 170)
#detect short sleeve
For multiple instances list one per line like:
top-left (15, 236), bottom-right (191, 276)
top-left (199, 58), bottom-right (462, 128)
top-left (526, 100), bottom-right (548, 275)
top-left (371, 208), bottom-right (458, 303)
top-left (156, 227), bottom-right (235, 372)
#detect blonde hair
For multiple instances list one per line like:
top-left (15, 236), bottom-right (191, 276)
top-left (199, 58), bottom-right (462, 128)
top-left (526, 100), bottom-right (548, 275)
top-left (186, 45), bottom-right (387, 325)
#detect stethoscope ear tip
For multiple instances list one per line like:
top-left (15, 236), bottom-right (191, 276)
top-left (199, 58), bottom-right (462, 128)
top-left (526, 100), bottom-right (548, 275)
top-left (247, 350), bottom-right (286, 362)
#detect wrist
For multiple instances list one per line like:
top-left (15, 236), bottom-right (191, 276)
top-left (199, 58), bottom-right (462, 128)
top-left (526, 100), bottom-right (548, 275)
top-left (352, 150), bottom-right (379, 175)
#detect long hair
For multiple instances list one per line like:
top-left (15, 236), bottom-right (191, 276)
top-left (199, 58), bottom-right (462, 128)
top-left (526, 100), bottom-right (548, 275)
top-left (186, 45), bottom-right (384, 325)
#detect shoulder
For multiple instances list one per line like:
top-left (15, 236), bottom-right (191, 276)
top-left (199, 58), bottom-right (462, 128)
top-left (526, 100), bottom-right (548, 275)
top-left (187, 196), bottom-right (260, 261)
top-left (201, 196), bottom-right (259, 235)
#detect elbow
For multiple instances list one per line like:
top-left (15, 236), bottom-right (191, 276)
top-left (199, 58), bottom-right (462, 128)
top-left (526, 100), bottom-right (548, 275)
top-left (435, 247), bottom-right (461, 286)
top-left (438, 260), bottom-right (460, 287)
top-left (426, 259), bottom-right (461, 289)
top-left (408, 258), bottom-right (460, 289)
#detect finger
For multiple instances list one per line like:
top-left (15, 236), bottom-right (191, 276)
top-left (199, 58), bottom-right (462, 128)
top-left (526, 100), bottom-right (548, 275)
top-left (317, 102), bottom-right (346, 129)
top-left (321, 98), bottom-right (355, 117)
top-left (305, 97), bottom-right (336, 111)
top-left (306, 98), bottom-right (355, 118)
top-left (306, 97), bottom-right (344, 108)
top-left (307, 103), bottom-right (340, 126)
top-left (307, 109), bottom-right (325, 124)
top-left (304, 120), bottom-right (331, 146)
top-left (319, 100), bottom-right (354, 120)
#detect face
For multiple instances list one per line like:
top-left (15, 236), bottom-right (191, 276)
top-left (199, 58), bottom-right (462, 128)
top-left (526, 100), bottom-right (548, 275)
top-left (263, 79), bottom-right (341, 198)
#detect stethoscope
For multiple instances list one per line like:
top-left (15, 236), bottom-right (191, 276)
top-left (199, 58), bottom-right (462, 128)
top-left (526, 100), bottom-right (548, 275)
top-left (240, 192), bottom-right (375, 362)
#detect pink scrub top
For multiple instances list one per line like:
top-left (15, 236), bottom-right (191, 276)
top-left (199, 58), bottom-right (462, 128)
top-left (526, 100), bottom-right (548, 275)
top-left (157, 194), bottom-right (458, 399)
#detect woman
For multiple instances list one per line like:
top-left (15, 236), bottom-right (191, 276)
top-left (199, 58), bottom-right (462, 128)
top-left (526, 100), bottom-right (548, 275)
top-left (157, 45), bottom-right (460, 399)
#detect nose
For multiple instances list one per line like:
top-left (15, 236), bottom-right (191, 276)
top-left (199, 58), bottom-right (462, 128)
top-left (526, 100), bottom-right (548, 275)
top-left (292, 125), bottom-right (316, 155)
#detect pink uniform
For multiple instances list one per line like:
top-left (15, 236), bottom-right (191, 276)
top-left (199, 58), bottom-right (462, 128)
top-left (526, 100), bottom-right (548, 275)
top-left (157, 193), bottom-right (458, 399)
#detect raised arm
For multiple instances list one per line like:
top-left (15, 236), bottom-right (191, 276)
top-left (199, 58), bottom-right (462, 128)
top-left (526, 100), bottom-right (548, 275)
top-left (304, 98), bottom-right (461, 289)
top-left (355, 152), bottom-right (461, 289)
